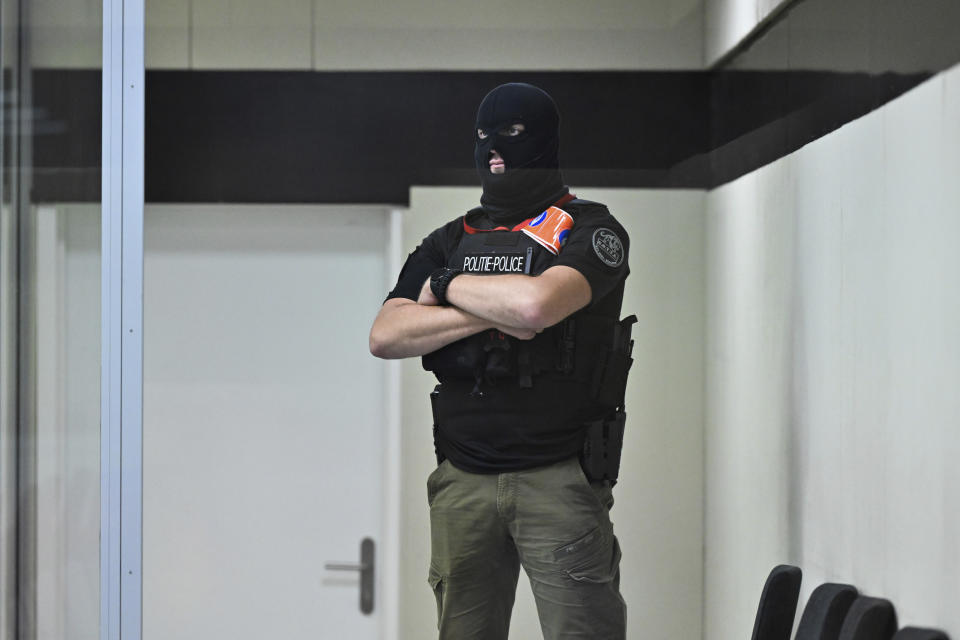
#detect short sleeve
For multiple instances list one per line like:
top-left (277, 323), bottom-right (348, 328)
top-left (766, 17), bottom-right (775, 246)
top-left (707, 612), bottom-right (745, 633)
top-left (552, 204), bottom-right (630, 303)
top-left (384, 223), bottom-right (454, 302)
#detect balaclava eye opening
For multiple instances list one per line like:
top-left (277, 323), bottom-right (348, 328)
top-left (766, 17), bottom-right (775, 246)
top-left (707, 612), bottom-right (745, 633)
top-left (474, 83), bottom-right (567, 222)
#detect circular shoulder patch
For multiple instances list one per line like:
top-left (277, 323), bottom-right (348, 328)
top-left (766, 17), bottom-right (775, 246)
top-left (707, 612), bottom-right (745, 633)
top-left (591, 228), bottom-right (624, 267)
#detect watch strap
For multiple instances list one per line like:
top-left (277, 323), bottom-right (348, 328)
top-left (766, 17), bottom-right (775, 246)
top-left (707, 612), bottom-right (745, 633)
top-left (430, 268), bottom-right (461, 305)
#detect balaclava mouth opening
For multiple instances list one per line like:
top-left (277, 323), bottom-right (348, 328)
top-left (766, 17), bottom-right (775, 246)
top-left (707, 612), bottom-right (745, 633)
top-left (474, 83), bottom-right (567, 222)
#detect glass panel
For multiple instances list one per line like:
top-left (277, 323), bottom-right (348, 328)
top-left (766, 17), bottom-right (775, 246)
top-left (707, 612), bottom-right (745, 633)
top-left (0, 0), bottom-right (102, 638)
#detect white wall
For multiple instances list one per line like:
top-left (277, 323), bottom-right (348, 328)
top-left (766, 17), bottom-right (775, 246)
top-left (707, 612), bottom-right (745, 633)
top-left (397, 186), bottom-right (706, 640)
top-left (704, 62), bottom-right (960, 638)
top-left (30, 0), bottom-right (704, 70)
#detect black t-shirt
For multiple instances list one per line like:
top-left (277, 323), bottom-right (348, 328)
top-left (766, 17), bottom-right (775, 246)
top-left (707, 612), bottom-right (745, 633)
top-left (385, 198), bottom-right (630, 472)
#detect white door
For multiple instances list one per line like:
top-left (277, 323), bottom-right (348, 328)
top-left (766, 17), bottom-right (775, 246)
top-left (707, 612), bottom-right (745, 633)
top-left (142, 204), bottom-right (389, 639)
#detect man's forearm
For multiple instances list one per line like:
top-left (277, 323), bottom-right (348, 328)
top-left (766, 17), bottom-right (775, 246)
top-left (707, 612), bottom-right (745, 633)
top-left (369, 299), bottom-right (491, 359)
top-left (444, 273), bottom-right (540, 329)
top-left (444, 266), bottom-right (591, 330)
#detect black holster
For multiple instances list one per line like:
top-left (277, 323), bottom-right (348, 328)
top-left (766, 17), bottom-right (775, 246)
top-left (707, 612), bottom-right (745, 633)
top-left (589, 315), bottom-right (636, 408)
top-left (580, 409), bottom-right (626, 484)
top-left (430, 385), bottom-right (446, 465)
top-left (581, 314), bottom-right (635, 483)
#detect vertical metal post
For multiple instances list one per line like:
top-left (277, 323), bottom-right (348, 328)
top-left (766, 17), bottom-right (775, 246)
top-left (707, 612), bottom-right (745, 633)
top-left (101, 0), bottom-right (143, 638)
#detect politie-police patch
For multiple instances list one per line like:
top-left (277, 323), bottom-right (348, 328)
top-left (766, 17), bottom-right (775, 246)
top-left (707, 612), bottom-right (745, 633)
top-left (591, 228), bottom-right (624, 267)
top-left (461, 252), bottom-right (526, 273)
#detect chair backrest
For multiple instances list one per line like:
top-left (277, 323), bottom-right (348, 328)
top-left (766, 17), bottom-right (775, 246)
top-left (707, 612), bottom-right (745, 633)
top-left (750, 565), bottom-right (803, 640)
top-left (795, 583), bottom-right (859, 640)
top-left (838, 596), bottom-right (898, 640)
top-left (892, 628), bottom-right (949, 640)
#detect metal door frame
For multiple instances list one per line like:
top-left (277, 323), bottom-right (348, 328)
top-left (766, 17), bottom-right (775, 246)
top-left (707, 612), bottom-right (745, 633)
top-left (101, 0), bottom-right (144, 639)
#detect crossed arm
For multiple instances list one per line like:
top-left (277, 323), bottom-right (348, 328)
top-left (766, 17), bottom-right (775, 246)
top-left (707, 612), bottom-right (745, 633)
top-left (368, 265), bottom-right (592, 360)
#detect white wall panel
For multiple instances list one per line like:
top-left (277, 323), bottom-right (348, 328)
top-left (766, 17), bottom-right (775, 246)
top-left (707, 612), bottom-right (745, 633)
top-left (145, 0), bottom-right (190, 69)
top-left (704, 62), bottom-right (960, 639)
top-left (789, 108), bottom-right (890, 612)
top-left (42, 0), bottom-right (704, 70)
top-left (191, 0), bottom-right (312, 69)
top-left (876, 69), bottom-right (960, 625)
top-left (316, 0), bottom-right (676, 30)
top-left (704, 162), bottom-right (796, 638)
top-left (139, 0), bottom-right (703, 70)
top-left (311, 25), bottom-right (699, 71)
top-left (29, 0), bottom-right (703, 70)
top-left (396, 186), bottom-right (705, 640)
top-left (605, 188), bottom-right (705, 640)
top-left (312, 0), bottom-right (702, 70)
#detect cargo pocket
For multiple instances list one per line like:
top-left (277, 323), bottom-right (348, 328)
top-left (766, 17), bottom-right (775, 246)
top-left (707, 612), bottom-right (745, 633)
top-left (553, 525), bottom-right (621, 584)
top-left (427, 567), bottom-right (445, 627)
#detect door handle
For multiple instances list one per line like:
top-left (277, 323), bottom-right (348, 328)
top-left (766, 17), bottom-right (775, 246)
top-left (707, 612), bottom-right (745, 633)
top-left (324, 537), bottom-right (375, 615)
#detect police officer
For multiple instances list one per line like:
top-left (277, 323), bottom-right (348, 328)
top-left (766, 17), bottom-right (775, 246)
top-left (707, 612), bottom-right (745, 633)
top-left (370, 82), bottom-right (631, 640)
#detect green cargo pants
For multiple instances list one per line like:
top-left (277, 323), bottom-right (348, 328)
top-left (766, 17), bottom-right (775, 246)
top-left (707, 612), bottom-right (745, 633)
top-left (426, 456), bottom-right (626, 639)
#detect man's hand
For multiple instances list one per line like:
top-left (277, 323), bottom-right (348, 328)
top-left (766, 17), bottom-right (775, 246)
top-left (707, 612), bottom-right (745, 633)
top-left (418, 277), bottom-right (439, 306)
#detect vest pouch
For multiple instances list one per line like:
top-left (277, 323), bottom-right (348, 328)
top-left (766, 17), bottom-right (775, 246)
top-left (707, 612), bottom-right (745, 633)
top-left (482, 330), bottom-right (517, 378)
top-left (422, 335), bottom-right (488, 381)
top-left (422, 331), bottom-right (520, 383)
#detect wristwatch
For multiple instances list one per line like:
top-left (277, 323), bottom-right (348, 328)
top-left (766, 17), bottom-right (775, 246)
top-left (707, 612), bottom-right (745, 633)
top-left (429, 268), bottom-right (461, 305)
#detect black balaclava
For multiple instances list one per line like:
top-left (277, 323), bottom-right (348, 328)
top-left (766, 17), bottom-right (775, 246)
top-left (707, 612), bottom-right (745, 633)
top-left (474, 83), bottom-right (567, 222)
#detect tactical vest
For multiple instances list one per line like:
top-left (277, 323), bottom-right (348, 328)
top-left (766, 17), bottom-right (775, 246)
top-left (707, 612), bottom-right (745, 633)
top-left (422, 201), bottom-right (634, 410)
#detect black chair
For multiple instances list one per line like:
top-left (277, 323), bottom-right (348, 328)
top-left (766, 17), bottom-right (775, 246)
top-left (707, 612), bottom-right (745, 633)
top-left (750, 565), bottom-right (803, 640)
top-left (838, 596), bottom-right (898, 640)
top-left (795, 583), bottom-right (859, 640)
top-left (892, 628), bottom-right (950, 640)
